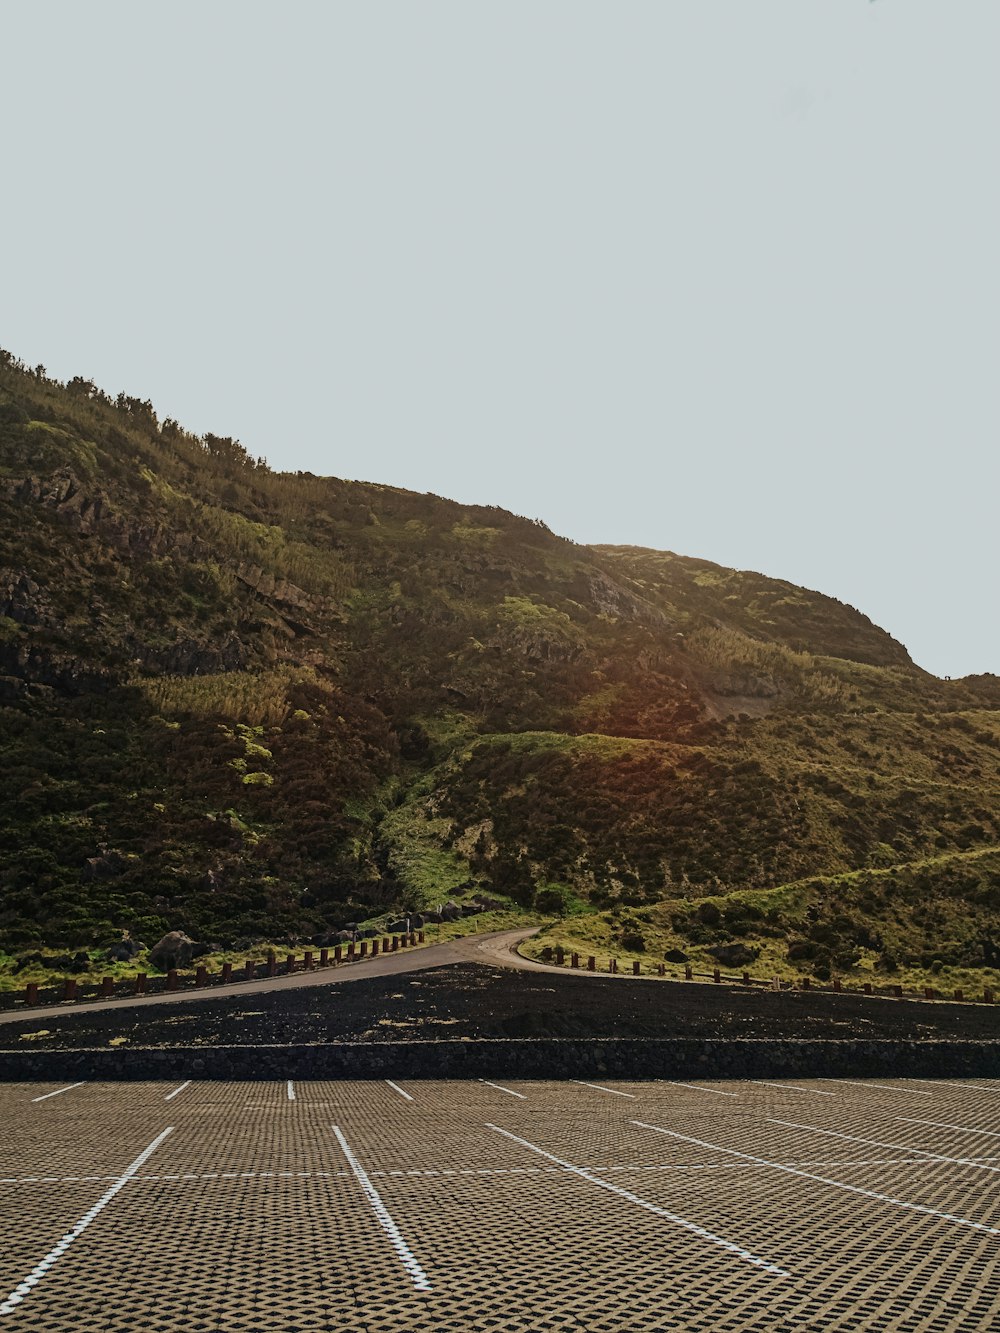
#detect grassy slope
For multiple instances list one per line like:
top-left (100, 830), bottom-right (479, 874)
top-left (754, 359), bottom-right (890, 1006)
top-left (2, 351), bottom-right (1000, 990)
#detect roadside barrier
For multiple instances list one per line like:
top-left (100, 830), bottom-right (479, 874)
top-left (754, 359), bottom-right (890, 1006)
top-left (7, 933), bottom-right (998, 1014)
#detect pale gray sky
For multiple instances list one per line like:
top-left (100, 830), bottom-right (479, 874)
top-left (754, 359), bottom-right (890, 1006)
top-left (2, 2), bottom-right (996, 677)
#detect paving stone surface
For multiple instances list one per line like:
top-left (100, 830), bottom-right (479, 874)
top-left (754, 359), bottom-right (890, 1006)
top-left (2, 1078), bottom-right (1000, 1330)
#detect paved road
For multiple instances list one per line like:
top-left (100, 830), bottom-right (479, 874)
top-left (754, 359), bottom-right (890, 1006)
top-left (2, 1076), bottom-right (1000, 1331)
top-left (0, 929), bottom-right (544, 1025)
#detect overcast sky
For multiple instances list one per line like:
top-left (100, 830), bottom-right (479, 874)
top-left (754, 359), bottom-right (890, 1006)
top-left (2, 2), bottom-right (996, 678)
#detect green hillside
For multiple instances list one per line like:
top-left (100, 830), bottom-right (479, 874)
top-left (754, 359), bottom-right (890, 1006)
top-left (2, 350), bottom-right (999, 988)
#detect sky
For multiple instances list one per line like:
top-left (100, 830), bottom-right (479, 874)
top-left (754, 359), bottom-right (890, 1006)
top-left (1, 1), bottom-right (997, 678)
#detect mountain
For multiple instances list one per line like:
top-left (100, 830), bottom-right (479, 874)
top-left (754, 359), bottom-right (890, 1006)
top-left (2, 350), bottom-right (999, 988)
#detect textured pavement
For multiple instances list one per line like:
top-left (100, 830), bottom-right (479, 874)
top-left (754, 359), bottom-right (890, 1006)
top-left (3, 1079), bottom-right (1000, 1330)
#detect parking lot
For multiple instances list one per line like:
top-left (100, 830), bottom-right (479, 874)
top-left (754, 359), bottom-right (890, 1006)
top-left (2, 1077), bottom-right (1000, 1331)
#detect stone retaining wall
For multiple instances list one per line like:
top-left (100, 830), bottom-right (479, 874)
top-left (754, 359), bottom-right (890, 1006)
top-left (1, 1038), bottom-right (998, 1081)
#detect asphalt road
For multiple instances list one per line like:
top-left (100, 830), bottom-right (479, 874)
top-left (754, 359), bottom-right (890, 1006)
top-left (3, 1076), bottom-right (1000, 1331)
top-left (0, 929), bottom-right (542, 1026)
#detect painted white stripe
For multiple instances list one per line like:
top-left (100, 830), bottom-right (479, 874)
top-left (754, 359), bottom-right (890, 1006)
top-left (571, 1080), bottom-right (636, 1099)
top-left (822, 1080), bottom-right (932, 1096)
top-left (385, 1080), bottom-right (413, 1102)
top-left (287, 1080), bottom-right (296, 1101)
top-left (0, 1127), bottom-right (174, 1315)
top-left (479, 1079), bottom-right (526, 1099)
top-left (31, 1082), bottom-right (85, 1103)
top-left (634, 1121), bottom-right (1000, 1236)
top-left (668, 1082), bottom-right (738, 1097)
top-left (5, 1154), bottom-right (1000, 1189)
top-left (486, 1124), bottom-right (788, 1276)
top-left (331, 1126), bottom-right (431, 1292)
top-left (910, 1081), bottom-right (1000, 1096)
top-left (767, 1118), bottom-right (1000, 1175)
top-left (165, 1081), bottom-right (191, 1102)
top-left (754, 1082), bottom-right (835, 1097)
top-left (899, 1116), bottom-right (1000, 1142)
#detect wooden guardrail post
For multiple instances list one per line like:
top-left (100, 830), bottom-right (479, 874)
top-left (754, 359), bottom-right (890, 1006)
top-left (221, 962), bottom-right (232, 983)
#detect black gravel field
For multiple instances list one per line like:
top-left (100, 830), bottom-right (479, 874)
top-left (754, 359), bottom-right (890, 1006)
top-left (1, 963), bottom-right (998, 1050)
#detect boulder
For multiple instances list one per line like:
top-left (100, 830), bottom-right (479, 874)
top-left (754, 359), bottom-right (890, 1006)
top-left (81, 852), bottom-right (127, 882)
top-left (69, 950), bottom-right (91, 973)
top-left (708, 942), bottom-right (759, 968)
top-left (440, 902), bottom-right (462, 922)
top-left (105, 937), bottom-right (145, 963)
top-left (148, 931), bottom-right (200, 971)
top-left (663, 948), bottom-right (689, 964)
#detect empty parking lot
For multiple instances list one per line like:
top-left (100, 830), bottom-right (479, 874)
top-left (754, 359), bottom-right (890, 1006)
top-left (2, 1077), bottom-right (1000, 1331)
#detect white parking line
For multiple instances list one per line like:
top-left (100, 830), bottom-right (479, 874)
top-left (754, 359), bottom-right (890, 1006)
top-left (634, 1121), bottom-right (1000, 1237)
top-left (31, 1083), bottom-right (85, 1103)
top-left (667, 1082), bottom-right (738, 1097)
top-left (385, 1080), bottom-right (413, 1102)
top-left (479, 1079), bottom-right (526, 1099)
top-left (5, 1153), bottom-right (1000, 1190)
top-left (0, 1127), bottom-right (174, 1316)
top-left (911, 1081), bottom-right (1000, 1097)
top-left (331, 1126), bottom-right (431, 1292)
top-left (287, 1081), bottom-right (296, 1101)
top-left (571, 1080), bottom-right (636, 1099)
top-left (899, 1117), bottom-right (1000, 1142)
top-left (822, 1081), bottom-right (932, 1096)
top-left (754, 1082), bottom-right (835, 1097)
top-left (767, 1118), bottom-right (1000, 1175)
top-left (486, 1124), bottom-right (789, 1276)
top-left (165, 1081), bottom-right (191, 1102)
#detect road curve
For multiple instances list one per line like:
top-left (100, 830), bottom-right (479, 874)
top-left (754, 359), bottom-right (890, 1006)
top-left (0, 929), bottom-right (550, 1025)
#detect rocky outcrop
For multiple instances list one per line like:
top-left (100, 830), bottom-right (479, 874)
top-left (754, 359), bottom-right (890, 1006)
top-left (586, 570), bottom-right (670, 628)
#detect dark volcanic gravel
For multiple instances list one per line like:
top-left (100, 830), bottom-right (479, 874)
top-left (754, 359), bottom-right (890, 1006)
top-left (1, 963), bottom-right (998, 1049)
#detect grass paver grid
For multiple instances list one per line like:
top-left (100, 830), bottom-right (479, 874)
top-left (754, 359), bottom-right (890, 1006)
top-left (0, 1080), bottom-right (999, 1331)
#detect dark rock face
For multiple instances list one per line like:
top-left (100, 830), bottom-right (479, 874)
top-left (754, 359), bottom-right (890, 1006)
top-left (664, 948), bottom-right (689, 963)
